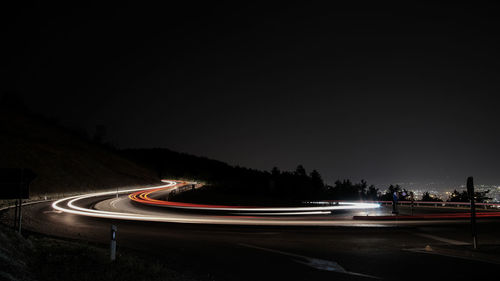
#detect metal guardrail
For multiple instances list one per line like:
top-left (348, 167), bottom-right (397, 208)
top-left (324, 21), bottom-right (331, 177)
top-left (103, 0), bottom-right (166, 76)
top-left (380, 201), bottom-right (500, 209)
top-left (304, 200), bottom-right (500, 209)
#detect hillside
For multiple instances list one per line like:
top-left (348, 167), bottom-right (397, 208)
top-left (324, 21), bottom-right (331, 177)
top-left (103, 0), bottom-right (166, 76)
top-left (0, 107), bottom-right (159, 198)
top-left (122, 148), bottom-right (330, 203)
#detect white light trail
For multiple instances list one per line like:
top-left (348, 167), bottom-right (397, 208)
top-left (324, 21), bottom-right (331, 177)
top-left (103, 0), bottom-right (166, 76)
top-left (51, 180), bottom-right (382, 225)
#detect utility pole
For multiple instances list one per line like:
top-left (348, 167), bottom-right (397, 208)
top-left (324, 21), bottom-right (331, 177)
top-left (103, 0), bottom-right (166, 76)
top-left (467, 177), bottom-right (477, 249)
top-left (410, 192), bottom-right (415, 216)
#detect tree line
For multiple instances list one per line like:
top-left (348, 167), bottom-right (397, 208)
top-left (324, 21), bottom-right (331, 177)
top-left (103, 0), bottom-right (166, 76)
top-left (122, 148), bottom-right (491, 203)
top-left (378, 184), bottom-right (491, 203)
top-left (122, 148), bottom-right (378, 202)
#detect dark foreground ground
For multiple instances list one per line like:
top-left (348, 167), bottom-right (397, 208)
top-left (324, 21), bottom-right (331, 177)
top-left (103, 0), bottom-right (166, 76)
top-left (2, 202), bottom-right (500, 281)
top-left (0, 225), bottom-right (201, 281)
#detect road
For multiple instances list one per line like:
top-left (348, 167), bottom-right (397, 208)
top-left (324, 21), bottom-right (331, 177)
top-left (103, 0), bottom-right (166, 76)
top-left (3, 181), bottom-right (500, 280)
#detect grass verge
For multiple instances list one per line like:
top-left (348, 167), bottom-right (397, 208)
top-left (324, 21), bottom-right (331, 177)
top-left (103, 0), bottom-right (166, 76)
top-left (0, 225), bottom-right (200, 281)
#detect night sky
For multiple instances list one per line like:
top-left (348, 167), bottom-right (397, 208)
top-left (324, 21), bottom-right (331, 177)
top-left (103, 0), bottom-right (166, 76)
top-left (4, 2), bottom-right (500, 187)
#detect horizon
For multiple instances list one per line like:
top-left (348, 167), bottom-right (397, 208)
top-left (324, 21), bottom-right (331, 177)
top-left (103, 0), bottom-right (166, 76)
top-left (4, 97), bottom-right (500, 198)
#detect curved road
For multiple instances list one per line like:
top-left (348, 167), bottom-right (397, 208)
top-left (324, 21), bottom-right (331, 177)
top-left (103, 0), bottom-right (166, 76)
top-left (5, 181), bottom-right (500, 281)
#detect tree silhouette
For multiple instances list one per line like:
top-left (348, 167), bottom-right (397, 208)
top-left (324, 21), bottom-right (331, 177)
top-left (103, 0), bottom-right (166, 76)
top-left (310, 169), bottom-right (324, 195)
top-left (123, 148), bottom-right (382, 203)
top-left (367, 184), bottom-right (378, 200)
top-left (421, 191), bottom-right (443, 202)
top-left (295, 165), bottom-right (307, 177)
top-left (324, 179), bottom-right (379, 200)
top-left (271, 167), bottom-right (280, 177)
top-left (447, 189), bottom-right (491, 203)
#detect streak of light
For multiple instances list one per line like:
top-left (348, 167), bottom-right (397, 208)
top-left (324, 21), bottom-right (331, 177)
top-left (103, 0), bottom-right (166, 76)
top-left (51, 180), bottom-right (383, 225)
top-left (128, 182), bottom-right (381, 212)
top-left (235, 211), bottom-right (332, 216)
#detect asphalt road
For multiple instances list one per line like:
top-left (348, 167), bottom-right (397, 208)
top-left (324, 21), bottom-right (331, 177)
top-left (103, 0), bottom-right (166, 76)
top-left (5, 199), bottom-right (500, 281)
top-left (49, 181), bottom-right (499, 226)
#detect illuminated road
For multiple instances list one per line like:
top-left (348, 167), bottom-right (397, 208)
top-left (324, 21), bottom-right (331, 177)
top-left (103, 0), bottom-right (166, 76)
top-left (51, 180), bottom-right (393, 226)
top-left (51, 180), bottom-right (500, 226)
top-left (5, 180), bottom-right (500, 280)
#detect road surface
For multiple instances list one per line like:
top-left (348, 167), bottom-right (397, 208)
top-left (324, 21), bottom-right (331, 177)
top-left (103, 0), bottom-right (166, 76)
top-left (3, 181), bottom-right (500, 280)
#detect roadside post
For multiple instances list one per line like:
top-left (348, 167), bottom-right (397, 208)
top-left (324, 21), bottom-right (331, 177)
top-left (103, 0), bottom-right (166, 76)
top-left (0, 168), bottom-right (36, 233)
top-left (410, 192), bottom-right (415, 216)
top-left (392, 191), bottom-right (399, 214)
top-left (467, 177), bottom-right (477, 249)
top-left (17, 198), bottom-right (22, 233)
top-left (13, 199), bottom-right (19, 229)
top-left (110, 225), bottom-right (117, 261)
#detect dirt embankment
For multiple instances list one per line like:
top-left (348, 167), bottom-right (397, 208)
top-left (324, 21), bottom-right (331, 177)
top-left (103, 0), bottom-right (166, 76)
top-left (0, 110), bottom-right (160, 199)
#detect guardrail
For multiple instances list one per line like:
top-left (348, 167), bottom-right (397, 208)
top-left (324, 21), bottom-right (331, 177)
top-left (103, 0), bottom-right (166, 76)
top-left (304, 200), bottom-right (500, 209)
top-left (382, 201), bottom-right (500, 209)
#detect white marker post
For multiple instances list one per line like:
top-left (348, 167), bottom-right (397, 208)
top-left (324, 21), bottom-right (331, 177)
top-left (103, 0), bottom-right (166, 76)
top-left (18, 199), bottom-right (22, 234)
top-left (110, 225), bottom-right (117, 261)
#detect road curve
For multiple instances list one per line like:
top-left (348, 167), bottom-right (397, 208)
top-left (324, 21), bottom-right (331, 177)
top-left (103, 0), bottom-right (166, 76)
top-left (49, 180), bottom-right (499, 227)
top-left (6, 181), bottom-right (500, 281)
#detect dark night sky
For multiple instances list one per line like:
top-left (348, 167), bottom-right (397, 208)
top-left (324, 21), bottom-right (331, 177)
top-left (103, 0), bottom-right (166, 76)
top-left (3, 1), bottom-right (500, 187)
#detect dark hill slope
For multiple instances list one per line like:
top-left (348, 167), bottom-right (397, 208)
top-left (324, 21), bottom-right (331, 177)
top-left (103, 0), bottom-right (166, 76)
top-left (0, 110), bottom-right (159, 198)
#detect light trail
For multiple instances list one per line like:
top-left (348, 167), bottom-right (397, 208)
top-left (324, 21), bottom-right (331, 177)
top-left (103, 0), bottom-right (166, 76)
top-left (235, 211), bottom-right (332, 216)
top-left (353, 211), bottom-right (500, 220)
top-left (128, 181), bottom-right (381, 212)
top-left (51, 179), bottom-right (500, 226)
top-left (50, 180), bottom-right (385, 226)
top-left (52, 180), bottom-right (178, 219)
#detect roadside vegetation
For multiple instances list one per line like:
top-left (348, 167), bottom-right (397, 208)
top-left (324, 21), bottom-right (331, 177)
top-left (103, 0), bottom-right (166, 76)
top-left (378, 184), bottom-right (491, 203)
top-left (126, 147), bottom-right (493, 205)
top-left (0, 225), bottom-right (200, 281)
top-left (125, 147), bottom-right (380, 205)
